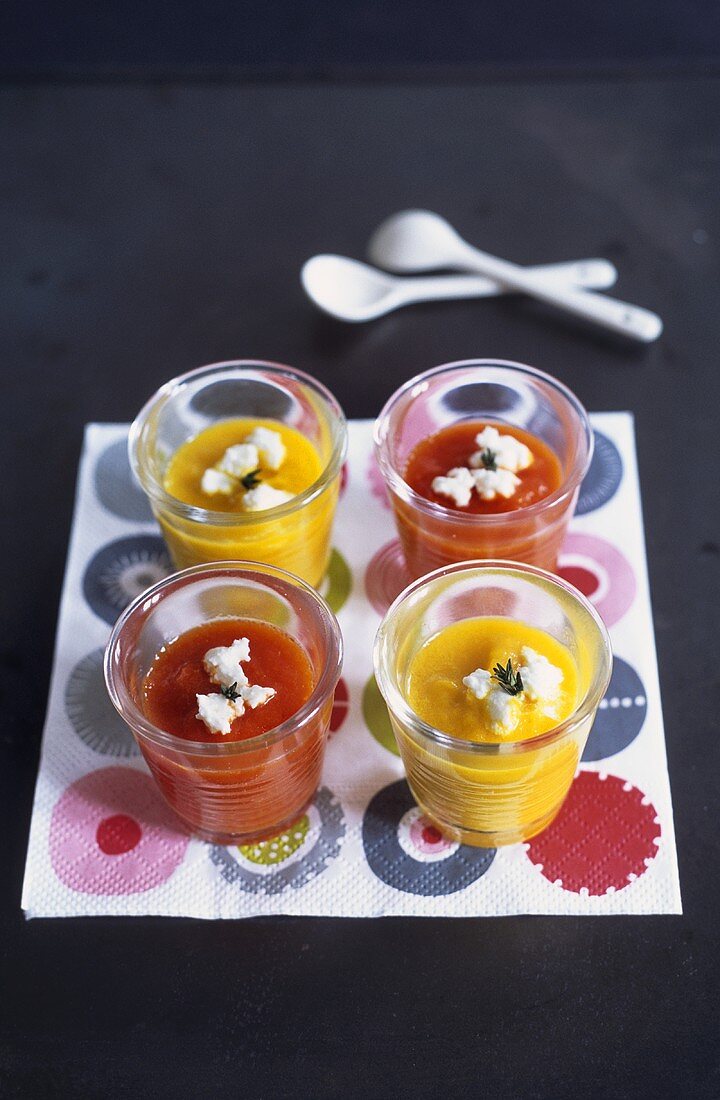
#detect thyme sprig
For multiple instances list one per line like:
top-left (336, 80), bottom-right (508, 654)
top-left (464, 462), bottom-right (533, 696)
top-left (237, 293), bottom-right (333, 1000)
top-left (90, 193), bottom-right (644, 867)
top-left (221, 682), bottom-right (242, 702)
top-left (479, 448), bottom-right (498, 471)
top-left (240, 468), bottom-right (262, 490)
top-left (492, 658), bottom-right (524, 696)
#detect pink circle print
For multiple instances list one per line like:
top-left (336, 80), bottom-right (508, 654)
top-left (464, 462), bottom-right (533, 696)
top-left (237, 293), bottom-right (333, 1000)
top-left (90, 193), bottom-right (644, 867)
top-left (365, 539), bottom-right (411, 616)
top-left (339, 461), bottom-right (349, 497)
top-left (366, 452), bottom-right (391, 510)
top-left (50, 766), bottom-right (189, 895)
top-left (406, 811), bottom-right (458, 861)
top-left (558, 532), bottom-right (636, 627)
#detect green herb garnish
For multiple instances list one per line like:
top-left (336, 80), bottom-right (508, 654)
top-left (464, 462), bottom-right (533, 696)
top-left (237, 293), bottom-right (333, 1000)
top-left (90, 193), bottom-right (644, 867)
top-left (479, 448), bottom-right (498, 471)
top-left (492, 659), bottom-right (524, 696)
top-left (221, 682), bottom-right (242, 702)
top-left (240, 468), bottom-right (262, 490)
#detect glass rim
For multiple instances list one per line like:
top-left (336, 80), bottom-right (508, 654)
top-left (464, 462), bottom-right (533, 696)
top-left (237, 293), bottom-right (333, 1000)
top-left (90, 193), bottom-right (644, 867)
top-left (104, 559), bottom-right (344, 757)
top-left (373, 359), bottom-right (593, 526)
top-left (129, 359), bottom-right (348, 526)
top-left (373, 558), bottom-right (612, 756)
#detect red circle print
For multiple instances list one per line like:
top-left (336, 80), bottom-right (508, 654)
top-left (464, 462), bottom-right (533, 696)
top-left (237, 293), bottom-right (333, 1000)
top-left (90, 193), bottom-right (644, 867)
top-left (96, 814), bottom-right (143, 855)
top-left (330, 677), bottom-right (350, 734)
top-left (421, 824), bottom-right (443, 845)
top-left (557, 564), bottom-right (599, 599)
top-left (525, 771), bottom-right (661, 895)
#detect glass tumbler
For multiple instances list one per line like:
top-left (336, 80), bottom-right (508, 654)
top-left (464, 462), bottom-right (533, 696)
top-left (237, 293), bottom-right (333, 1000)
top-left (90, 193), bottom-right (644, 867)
top-left (130, 360), bottom-right (347, 587)
top-left (374, 359), bottom-right (593, 578)
top-left (374, 560), bottom-right (611, 848)
top-left (105, 562), bottom-right (343, 844)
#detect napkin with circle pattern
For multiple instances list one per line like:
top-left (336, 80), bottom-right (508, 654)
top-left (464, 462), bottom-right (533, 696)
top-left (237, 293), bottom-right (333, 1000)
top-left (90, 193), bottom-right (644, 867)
top-left (21, 416), bottom-right (681, 917)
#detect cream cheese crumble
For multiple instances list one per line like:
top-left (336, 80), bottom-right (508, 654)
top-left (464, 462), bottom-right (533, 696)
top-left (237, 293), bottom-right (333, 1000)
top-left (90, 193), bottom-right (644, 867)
top-left (431, 467), bottom-right (475, 507)
top-left (203, 638), bottom-right (251, 688)
top-left (241, 684), bottom-right (277, 709)
top-left (244, 426), bottom-right (286, 471)
top-left (462, 667), bottom-right (493, 700)
top-left (242, 484), bottom-right (293, 511)
top-left (462, 670), bottom-right (521, 734)
top-left (518, 646), bottom-right (564, 716)
top-left (469, 426), bottom-right (533, 474)
top-left (217, 443), bottom-right (260, 478)
top-left (200, 426), bottom-right (291, 510)
top-left (463, 647), bottom-right (563, 736)
top-left (200, 468), bottom-right (237, 497)
top-left (432, 425), bottom-right (534, 507)
top-left (196, 638), bottom-right (276, 734)
top-left (196, 692), bottom-right (245, 735)
top-left (485, 689), bottom-right (521, 734)
top-left (472, 467), bottom-right (521, 500)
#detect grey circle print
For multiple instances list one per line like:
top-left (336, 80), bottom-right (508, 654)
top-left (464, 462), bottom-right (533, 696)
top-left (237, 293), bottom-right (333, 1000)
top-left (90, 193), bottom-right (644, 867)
top-left (576, 430), bottom-right (623, 515)
top-left (65, 649), bottom-right (139, 757)
top-left (82, 535), bottom-right (171, 625)
top-left (582, 656), bottom-right (647, 761)
top-left (94, 438), bottom-right (153, 522)
top-left (362, 780), bottom-right (495, 896)
top-left (210, 787), bottom-right (345, 896)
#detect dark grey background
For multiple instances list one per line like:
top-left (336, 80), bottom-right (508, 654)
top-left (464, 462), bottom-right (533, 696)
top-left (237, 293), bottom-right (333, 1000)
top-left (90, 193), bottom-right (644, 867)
top-left (2, 75), bottom-right (719, 1098)
top-left (3, 1), bottom-right (720, 76)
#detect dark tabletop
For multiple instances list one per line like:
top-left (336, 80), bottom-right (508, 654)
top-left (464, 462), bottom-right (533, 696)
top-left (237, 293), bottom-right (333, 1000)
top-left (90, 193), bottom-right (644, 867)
top-left (1, 76), bottom-right (719, 1099)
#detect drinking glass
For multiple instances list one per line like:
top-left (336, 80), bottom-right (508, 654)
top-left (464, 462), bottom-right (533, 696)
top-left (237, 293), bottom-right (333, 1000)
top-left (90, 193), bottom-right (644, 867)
top-left (130, 360), bottom-right (347, 587)
top-left (374, 359), bottom-right (592, 578)
top-left (374, 560), bottom-right (612, 847)
top-left (105, 561), bottom-right (343, 844)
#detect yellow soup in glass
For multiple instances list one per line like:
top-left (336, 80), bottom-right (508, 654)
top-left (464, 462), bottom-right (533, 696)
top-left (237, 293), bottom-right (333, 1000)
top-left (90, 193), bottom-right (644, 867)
top-left (407, 617), bottom-right (579, 742)
top-left (395, 617), bottom-right (589, 847)
top-left (159, 417), bottom-right (338, 586)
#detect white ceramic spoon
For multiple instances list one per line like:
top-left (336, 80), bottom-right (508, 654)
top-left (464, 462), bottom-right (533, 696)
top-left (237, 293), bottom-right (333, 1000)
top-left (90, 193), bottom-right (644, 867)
top-left (368, 209), bottom-right (663, 342)
top-left (301, 253), bottom-right (618, 323)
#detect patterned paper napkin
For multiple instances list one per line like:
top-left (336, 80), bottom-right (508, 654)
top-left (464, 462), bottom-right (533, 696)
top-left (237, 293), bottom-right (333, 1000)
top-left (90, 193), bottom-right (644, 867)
top-left (21, 416), bottom-right (682, 918)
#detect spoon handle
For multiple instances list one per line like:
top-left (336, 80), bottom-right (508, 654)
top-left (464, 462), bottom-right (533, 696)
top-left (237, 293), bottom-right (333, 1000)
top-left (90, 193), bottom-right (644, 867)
top-left (391, 259), bottom-right (616, 307)
top-left (458, 245), bottom-right (662, 342)
top-left (391, 258), bottom-right (617, 297)
top-left (391, 269), bottom-right (604, 307)
top-left (524, 258), bottom-right (618, 291)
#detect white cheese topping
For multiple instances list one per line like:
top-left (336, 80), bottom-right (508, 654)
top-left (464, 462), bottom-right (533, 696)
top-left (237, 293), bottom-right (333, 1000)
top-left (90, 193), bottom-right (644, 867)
top-left (200, 468), bottom-right (237, 496)
top-left (431, 426), bottom-right (533, 508)
top-left (462, 667), bottom-right (493, 699)
top-left (242, 484), bottom-right (294, 511)
top-left (463, 667), bottom-right (520, 735)
top-left (196, 692), bottom-right (245, 735)
top-left (240, 684), bottom-right (277, 709)
top-left (472, 467), bottom-right (521, 500)
top-left (196, 638), bottom-right (277, 734)
top-left (217, 443), bottom-right (260, 478)
top-left (463, 648), bottom-right (563, 736)
top-left (485, 689), bottom-right (521, 734)
top-left (518, 646), bottom-right (563, 715)
top-left (200, 426), bottom-right (288, 503)
top-left (431, 466), bottom-right (475, 507)
top-left (243, 426), bottom-right (286, 471)
top-left (203, 638), bottom-right (251, 688)
top-left (472, 468), bottom-right (520, 500)
top-left (469, 426), bottom-right (533, 473)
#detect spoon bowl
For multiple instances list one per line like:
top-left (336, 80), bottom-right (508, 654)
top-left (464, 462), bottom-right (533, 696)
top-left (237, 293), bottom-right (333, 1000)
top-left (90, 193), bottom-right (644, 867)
top-left (368, 209), bottom-right (474, 272)
top-left (301, 255), bottom-right (399, 321)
